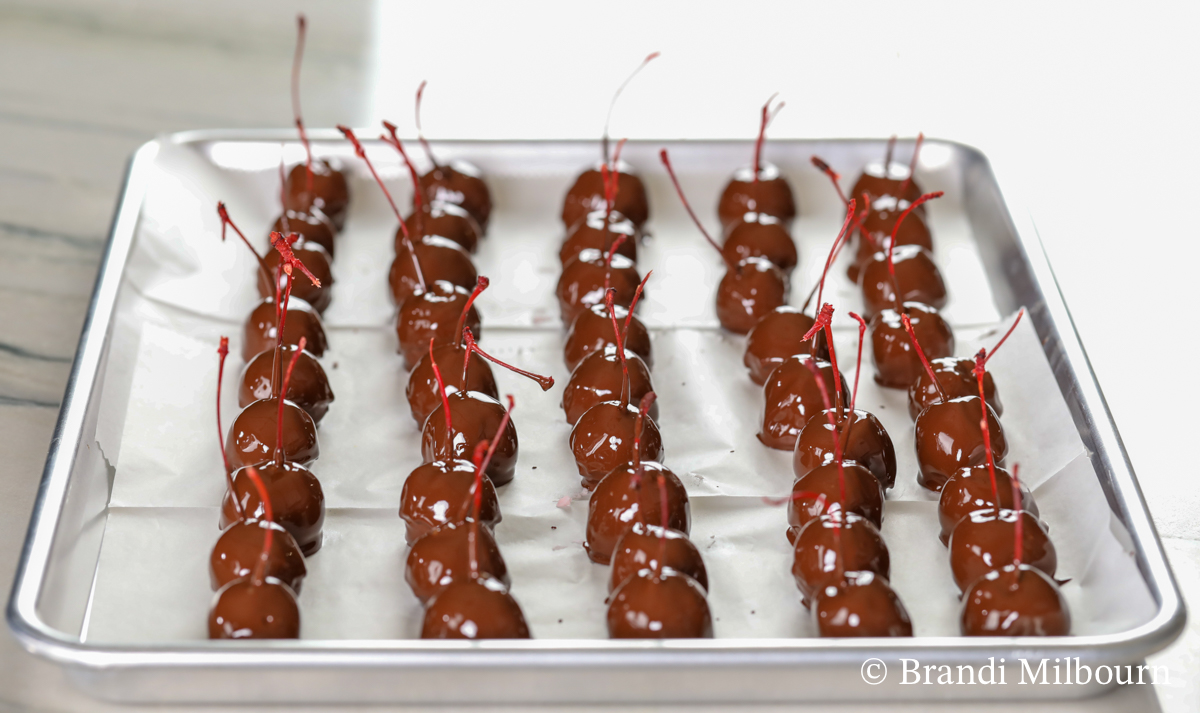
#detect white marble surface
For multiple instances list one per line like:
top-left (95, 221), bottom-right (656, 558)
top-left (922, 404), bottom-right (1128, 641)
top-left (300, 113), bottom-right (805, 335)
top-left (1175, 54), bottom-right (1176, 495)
top-left (0, 1), bottom-right (1195, 710)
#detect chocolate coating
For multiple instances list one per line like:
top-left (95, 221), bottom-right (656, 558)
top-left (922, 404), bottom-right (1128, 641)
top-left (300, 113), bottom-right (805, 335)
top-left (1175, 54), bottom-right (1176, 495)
top-left (859, 245), bottom-right (947, 320)
top-left (238, 345), bottom-right (334, 423)
top-left (743, 307), bottom-right (828, 385)
top-left (914, 395), bottom-right (1007, 491)
top-left (812, 570), bottom-right (912, 637)
top-left (850, 163), bottom-right (923, 210)
top-left (569, 401), bottom-right (665, 490)
top-left (220, 461), bottom-right (325, 556)
top-left (405, 521), bottom-right (509, 604)
top-left (422, 391), bottom-right (518, 486)
top-left (607, 569), bottom-right (713, 639)
top-left (722, 212), bottom-right (797, 273)
top-left (949, 508), bottom-right (1056, 592)
top-left (556, 248), bottom-right (641, 325)
top-left (560, 209), bottom-right (639, 266)
top-left (938, 465), bottom-right (1037, 545)
top-left (208, 577), bottom-right (300, 639)
top-left (399, 460), bottom-right (501, 544)
top-left (759, 354), bottom-right (850, 451)
top-left (716, 257), bottom-right (789, 335)
top-left (406, 343), bottom-right (496, 426)
top-left (273, 209), bottom-right (337, 258)
top-left (561, 345), bottom-right (655, 425)
top-left (389, 235), bottom-right (478, 305)
top-left (787, 462), bottom-right (884, 542)
top-left (209, 518), bottom-right (306, 593)
top-left (848, 196), bottom-right (932, 282)
top-left (793, 408), bottom-right (897, 490)
top-left (396, 281), bottom-right (482, 370)
top-left (609, 523), bottom-right (708, 593)
top-left (259, 240), bottom-right (335, 314)
top-left (909, 357), bottom-right (1000, 420)
top-left (792, 512), bottom-right (889, 606)
top-left (418, 161), bottom-right (492, 231)
top-left (242, 297), bottom-right (327, 362)
top-left (961, 564), bottom-right (1071, 636)
top-left (585, 461), bottom-right (689, 565)
top-left (562, 162), bottom-right (650, 229)
top-left (870, 303), bottom-right (955, 388)
top-left (422, 575), bottom-right (531, 639)
top-left (717, 163), bottom-right (796, 231)
top-left (404, 200), bottom-right (482, 254)
top-left (283, 159), bottom-right (350, 230)
top-left (564, 302), bottom-right (652, 372)
top-left (224, 398), bottom-right (319, 470)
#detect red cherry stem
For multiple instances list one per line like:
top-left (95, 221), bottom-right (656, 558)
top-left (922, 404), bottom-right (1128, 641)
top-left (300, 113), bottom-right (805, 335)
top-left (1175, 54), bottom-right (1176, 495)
top-left (468, 395), bottom-right (515, 577)
top-left (1011, 463), bottom-right (1024, 569)
top-left (848, 312), bottom-right (867, 412)
top-left (900, 312), bottom-right (948, 401)
top-left (983, 309), bottom-right (1025, 364)
top-left (601, 52), bottom-right (659, 162)
top-left (269, 231), bottom-right (322, 287)
top-left (415, 80), bottom-right (439, 169)
top-left (274, 336), bottom-right (306, 467)
top-left (753, 94), bottom-right (784, 184)
top-left (899, 133), bottom-right (924, 198)
top-left (243, 466), bottom-right (273, 586)
top-left (455, 276), bottom-right (489, 348)
top-left (811, 156), bottom-right (849, 206)
top-left (802, 356), bottom-right (847, 511)
top-left (602, 232), bottom-right (629, 294)
top-left (802, 303), bottom-right (843, 416)
top-left (885, 191), bottom-right (943, 309)
top-left (461, 328), bottom-right (554, 391)
top-left (216, 202), bottom-right (271, 279)
top-left (215, 337), bottom-right (242, 518)
top-left (272, 255), bottom-right (294, 397)
top-left (606, 289), bottom-right (631, 408)
top-left (622, 270), bottom-right (652, 339)
top-left (974, 349), bottom-right (1000, 507)
top-left (338, 125), bottom-right (425, 291)
top-left (429, 338), bottom-right (453, 435)
top-left (291, 14), bottom-right (313, 192)
top-left (883, 135), bottom-right (896, 172)
top-left (803, 199), bottom-right (857, 313)
top-left (380, 121), bottom-right (424, 214)
top-left (660, 149), bottom-right (729, 267)
top-left (601, 138), bottom-right (628, 226)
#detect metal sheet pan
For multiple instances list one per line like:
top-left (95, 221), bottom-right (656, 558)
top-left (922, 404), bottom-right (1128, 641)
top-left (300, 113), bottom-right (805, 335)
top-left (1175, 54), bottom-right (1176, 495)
top-left (6, 132), bottom-right (1185, 705)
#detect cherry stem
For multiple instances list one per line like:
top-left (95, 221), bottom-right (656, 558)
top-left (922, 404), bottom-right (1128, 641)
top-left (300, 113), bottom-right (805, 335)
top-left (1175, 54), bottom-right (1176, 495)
top-left (429, 338), bottom-right (453, 435)
top-left (606, 289), bottom-right (631, 409)
top-left (900, 312), bottom-right (947, 401)
top-left (601, 52), bottom-right (659, 162)
top-left (602, 233), bottom-right (629, 295)
top-left (243, 466), bottom-right (273, 586)
top-left (848, 312), bottom-right (867, 412)
top-left (1011, 463), bottom-right (1024, 568)
top-left (269, 231), bottom-right (322, 287)
top-left (462, 328), bottom-right (554, 391)
top-left (984, 309), bottom-right (1025, 364)
top-left (601, 138), bottom-right (627, 227)
top-left (803, 304), bottom-right (843, 416)
top-left (272, 266), bottom-right (294, 403)
top-left (883, 135), bottom-right (896, 171)
top-left (753, 94), bottom-right (783, 184)
top-left (216, 202), bottom-right (271, 280)
top-left (273, 336), bottom-right (306, 466)
top-left (804, 199), bottom-right (857, 313)
top-left (415, 80), bottom-right (439, 169)
top-left (467, 440), bottom-right (488, 580)
top-left (660, 149), bottom-right (727, 265)
top-left (338, 125), bottom-right (425, 291)
top-left (801, 357), bottom-right (847, 513)
top-left (811, 156), bottom-right (848, 206)
top-left (456, 276), bottom-right (489, 346)
top-left (631, 391), bottom-right (656, 474)
top-left (622, 270), bottom-right (652, 339)
top-left (291, 14), bottom-right (313, 192)
top-left (216, 337), bottom-right (241, 519)
top-left (380, 120), bottom-right (423, 216)
top-left (899, 133), bottom-right (924, 198)
top-left (974, 349), bottom-right (1000, 506)
top-left (885, 191), bottom-right (943, 309)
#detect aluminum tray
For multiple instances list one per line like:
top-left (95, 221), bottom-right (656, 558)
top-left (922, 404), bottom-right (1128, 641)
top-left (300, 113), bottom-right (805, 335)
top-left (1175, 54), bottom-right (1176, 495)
top-left (6, 132), bottom-right (1185, 705)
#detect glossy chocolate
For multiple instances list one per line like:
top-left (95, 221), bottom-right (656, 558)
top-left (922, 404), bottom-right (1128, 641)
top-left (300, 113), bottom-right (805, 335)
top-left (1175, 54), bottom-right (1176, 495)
top-left (792, 512), bottom-right (889, 606)
top-left (848, 195), bottom-right (932, 282)
top-left (948, 508), bottom-right (1056, 592)
top-left (405, 521), bottom-right (509, 604)
top-left (224, 398), bottom-right (319, 470)
top-left (722, 212), bottom-right (797, 273)
top-left (404, 200), bottom-right (482, 254)
top-left (914, 395), bottom-right (1007, 491)
top-left (242, 296), bottom-right (327, 362)
top-left (812, 570), bottom-right (912, 637)
top-left (759, 354), bottom-right (850, 451)
top-left (396, 281), bottom-right (482, 370)
top-left (743, 307), bottom-right (828, 385)
top-left (418, 161), bottom-right (492, 231)
top-left (717, 163), bottom-right (796, 231)
top-left (389, 235), bottom-right (478, 305)
top-left (564, 302), bottom-right (652, 372)
top-left (220, 461), bottom-right (325, 556)
top-left (938, 465), bottom-right (1037, 545)
top-left (609, 522), bottom-right (708, 593)
top-left (562, 162), bottom-right (649, 229)
top-left (406, 343), bottom-right (496, 426)
top-left (859, 245), bottom-right (947, 320)
top-left (793, 408), bottom-right (896, 490)
top-left (259, 240), bottom-right (334, 314)
top-left (569, 401), bottom-right (664, 490)
top-left (850, 163), bottom-right (923, 209)
top-left (238, 344), bottom-right (334, 423)
top-left (422, 575), bottom-right (531, 639)
top-left (399, 460), bottom-right (501, 544)
top-left (716, 257), bottom-right (789, 335)
top-left (422, 391), bottom-right (518, 486)
top-left (208, 577), bottom-right (300, 639)
top-left (273, 209), bottom-right (336, 258)
top-left (585, 461), bottom-right (689, 564)
top-left (561, 345), bottom-right (655, 425)
top-left (283, 159), bottom-right (350, 230)
top-left (560, 209), bottom-right (639, 266)
top-left (607, 569), bottom-right (713, 639)
top-left (787, 462), bottom-right (884, 542)
top-left (870, 303), bottom-right (955, 388)
top-left (960, 564), bottom-right (1071, 636)
top-left (556, 248), bottom-right (641, 325)
top-left (909, 356), bottom-right (1001, 420)
top-left (209, 518), bottom-right (306, 593)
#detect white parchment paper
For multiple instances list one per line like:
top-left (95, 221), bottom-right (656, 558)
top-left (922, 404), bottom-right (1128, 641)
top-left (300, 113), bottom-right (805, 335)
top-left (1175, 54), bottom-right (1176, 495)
top-left (86, 139), bottom-right (1155, 642)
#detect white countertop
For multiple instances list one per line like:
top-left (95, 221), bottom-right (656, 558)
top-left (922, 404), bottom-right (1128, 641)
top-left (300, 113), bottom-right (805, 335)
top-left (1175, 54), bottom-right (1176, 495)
top-left (0, 1), bottom-right (1194, 710)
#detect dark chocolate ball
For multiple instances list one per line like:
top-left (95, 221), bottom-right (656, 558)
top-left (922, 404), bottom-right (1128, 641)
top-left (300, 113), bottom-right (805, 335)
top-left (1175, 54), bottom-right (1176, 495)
top-left (399, 460), bottom-right (500, 544)
top-left (609, 523), bottom-right (708, 593)
top-left (561, 345), bottom-right (655, 425)
top-left (272, 209), bottom-right (337, 258)
top-left (564, 302), bottom-right (652, 373)
top-left (787, 462), bottom-right (884, 542)
top-left (585, 461), bottom-right (688, 565)
top-left (607, 569), bottom-right (713, 639)
top-left (389, 235), bottom-right (478, 305)
top-left (418, 161), bottom-right (492, 232)
top-left (870, 303), bottom-right (955, 388)
top-left (569, 401), bottom-right (665, 490)
top-left (406, 343), bottom-right (496, 426)
top-left (283, 159), bottom-right (350, 230)
top-left (395, 281), bottom-right (482, 371)
top-left (556, 248), bottom-right (641, 325)
top-left (560, 209), bottom-right (640, 266)
top-left (722, 212), bottom-right (797, 273)
top-left (242, 297), bottom-right (327, 362)
top-left (405, 521), bottom-right (509, 604)
top-left (858, 245), bottom-right (946, 320)
top-left (259, 240), bottom-right (335, 315)
top-left (960, 564), bottom-right (1071, 636)
top-left (209, 518), bottom-right (306, 593)
top-left (811, 570), bottom-right (912, 637)
top-left (848, 195), bottom-right (932, 282)
top-left (938, 465), bottom-right (1037, 545)
top-left (715, 257), bottom-right (789, 335)
top-left (717, 163), bottom-right (796, 231)
top-left (422, 575), bottom-right (531, 639)
top-left (422, 391), bottom-right (518, 486)
top-left (909, 356), bottom-right (1000, 420)
top-left (759, 354), bottom-right (850, 451)
top-left (208, 577), bottom-right (300, 639)
top-left (562, 162), bottom-right (650, 229)
top-left (792, 512), bottom-right (889, 606)
top-left (914, 395), bottom-right (1006, 491)
top-left (743, 307), bottom-right (828, 386)
top-left (948, 508), bottom-right (1056, 592)
top-left (404, 200), bottom-right (482, 254)
top-left (793, 407), bottom-right (896, 490)
top-left (220, 461), bottom-right (325, 556)
top-left (238, 345), bottom-right (334, 423)
top-left (224, 398), bottom-right (319, 470)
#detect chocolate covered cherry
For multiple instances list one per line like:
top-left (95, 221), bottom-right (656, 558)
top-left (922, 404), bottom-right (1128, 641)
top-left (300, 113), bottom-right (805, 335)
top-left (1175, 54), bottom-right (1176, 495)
top-left (405, 520), bottom-right (509, 604)
top-left (556, 246), bottom-right (641, 325)
top-left (718, 98), bottom-right (794, 230)
top-left (914, 395), bottom-right (1007, 491)
top-left (283, 159), bottom-right (350, 230)
top-left (759, 355), bottom-right (850, 451)
top-left (418, 160), bottom-right (492, 232)
top-left (389, 234), bottom-right (478, 305)
top-left (242, 296), bottom-right (327, 361)
top-left (850, 135), bottom-right (925, 210)
top-left (812, 571), bottom-right (912, 638)
top-left (422, 575), bottom-right (531, 639)
top-left (586, 461), bottom-right (689, 564)
top-left (607, 569), bottom-right (713, 639)
top-left (560, 208), bottom-right (640, 266)
top-left (562, 160), bottom-right (650, 229)
top-left (564, 301), bottom-right (652, 372)
top-left (715, 257), bottom-right (789, 335)
top-left (259, 239), bottom-right (334, 315)
top-left (220, 461), bottom-right (325, 556)
top-left (722, 211), bottom-right (797, 273)
top-left (870, 303), bottom-right (955, 388)
top-left (793, 407), bottom-right (896, 490)
top-left (396, 281), bottom-right (482, 370)
top-left (948, 508), bottom-right (1056, 592)
top-left (849, 195), bottom-right (932, 282)
top-left (208, 576), bottom-right (300, 640)
top-left (209, 518), bottom-right (306, 594)
top-left (406, 343), bottom-right (496, 426)
top-left (403, 200), bottom-right (482, 254)
top-left (399, 460), bottom-right (500, 544)
top-left (787, 462), bottom-right (884, 542)
top-left (562, 345), bottom-right (655, 425)
top-left (239, 344), bottom-right (333, 423)
top-left (961, 564), bottom-right (1071, 637)
top-left (609, 522), bottom-right (708, 593)
top-left (423, 391), bottom-right (518, 485)
top-left (910, 356), bottom-right (1000, 420)
top-left (938, 465), bottom-right (1037, 545)
top-left (792, 512), bottom-right (889, 606)
top-left (859, 244), bottom-right (947, 319)
top-left (570, 401), bottom-right (664, 489)
top-left (225, 397), bottom-right (318, 469)
top-left (273, 208), bottom-right (336, 258)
